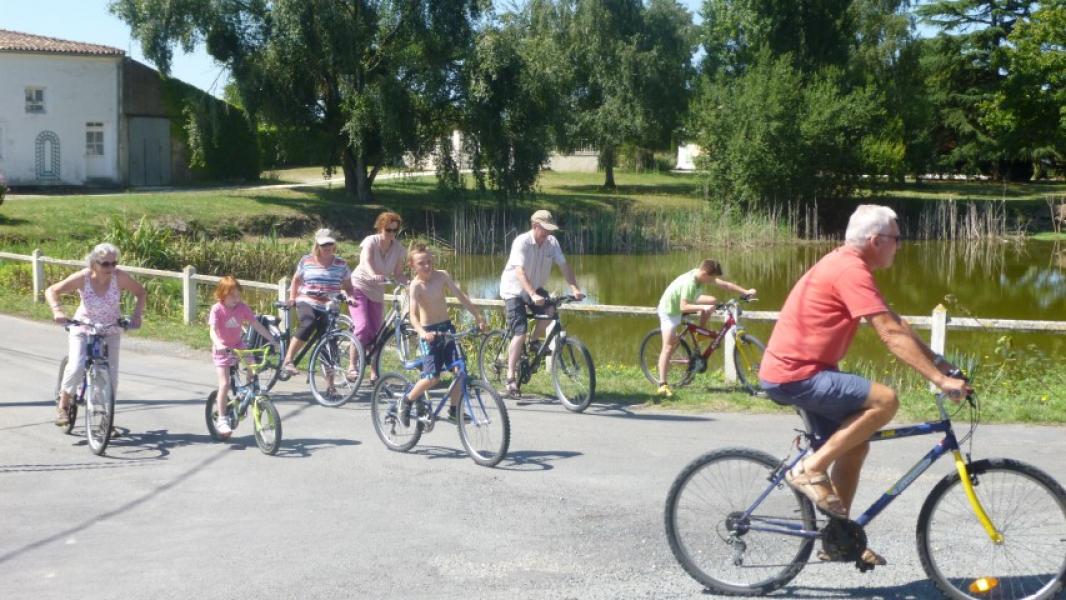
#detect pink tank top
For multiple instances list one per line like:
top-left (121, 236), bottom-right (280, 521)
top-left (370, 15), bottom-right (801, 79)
top-left (73, 271), bottom-right (122, 333)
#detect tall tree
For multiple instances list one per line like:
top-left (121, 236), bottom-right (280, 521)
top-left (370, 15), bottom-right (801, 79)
top-left (553, 0), bottom-right (695, 188)
top-left (111, 0), bottom-right (486, 202)
top-left (916, 0), bottom-right (1038, 179)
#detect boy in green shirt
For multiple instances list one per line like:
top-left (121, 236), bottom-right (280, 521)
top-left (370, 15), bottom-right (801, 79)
top-left (655, 259), bottom-right (756, 397)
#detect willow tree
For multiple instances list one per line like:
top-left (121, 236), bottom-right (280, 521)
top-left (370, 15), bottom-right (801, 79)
top-left (111, 0), bottom-right (486, 202)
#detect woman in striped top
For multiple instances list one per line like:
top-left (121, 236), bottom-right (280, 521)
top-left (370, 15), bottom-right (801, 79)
top-left (282, 229), bottom-right (357, 376)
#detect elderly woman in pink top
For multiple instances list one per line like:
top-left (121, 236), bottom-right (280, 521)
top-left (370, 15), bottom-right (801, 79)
top-left (45, 243), bottom-right (146, 428)
top-left (349, 211), bottom-right (408, 381)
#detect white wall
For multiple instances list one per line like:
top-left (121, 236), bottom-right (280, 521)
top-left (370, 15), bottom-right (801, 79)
top-left (0, 53), bottom-right (122, 185)
top-left (675, 143), bottom-right (702, 171)
top-left (547, 150), bottom-right (598, 173)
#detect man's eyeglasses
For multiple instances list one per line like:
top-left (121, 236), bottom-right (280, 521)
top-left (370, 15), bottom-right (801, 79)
top-left (876, 233), bottom-right (902, 244)
top-left (96, 260), bottom-right (118, 268)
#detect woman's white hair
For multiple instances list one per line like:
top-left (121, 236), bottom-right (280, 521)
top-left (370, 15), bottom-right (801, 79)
top-left (845, 205), bottom-right (898, 247)
top-left (86, 242), bottom-right (120, 267)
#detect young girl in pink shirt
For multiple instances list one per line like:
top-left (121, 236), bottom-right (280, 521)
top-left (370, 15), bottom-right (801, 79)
top-left (208, 276), bottom-right (276, 437)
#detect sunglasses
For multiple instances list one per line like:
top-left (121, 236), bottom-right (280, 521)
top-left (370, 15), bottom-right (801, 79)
top-left (319, 242), bottom-right (336, 248)
top-left (96, 260), bottom-right (118, 268)
top-left (384, 227), bottom-right (400, 234)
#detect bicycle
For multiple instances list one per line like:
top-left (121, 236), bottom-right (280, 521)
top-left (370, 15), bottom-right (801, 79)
top-left (247, 291), bottom-right (365, 407)
top-left (205, 347), bottom-right (283, 455)
top-left (52, 317), bottom-right (130, 456)
top-left (353, 278), bottom-right (420, 379)
top-left (638, 295), bottom-right (765, 395)
top-left (477, 294), bottom-right (596, 412)
top-left (663, 375), bottom-right (1066, 599)
top-left (371, 328), bottom-right (510, 467)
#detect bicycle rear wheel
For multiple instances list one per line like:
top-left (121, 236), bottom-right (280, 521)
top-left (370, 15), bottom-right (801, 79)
top-left (84, 365), bottom-right (114, 455)
top-left (308, 331), bottom-right (364, 407)
top-left (458, 380), bottom-right (510, 467)
top-left (373, 322), bottom-right (420, 377)
top-left (638, 328), bottom-right (695, 388)
top-left (370, 373), bottom-right (422, 452)
top-left (551, 337), bottom-right (595, 412)
top-left (665, 448), bottom-right (815, 596)
top-left (205, 391), bottom-right (237, 441)
top-left (252, 396), bottom-right (282, 455)
top-left (54, 356), bottom-right (78, 434)
top-left (917, 458), bottom-right (1066, 600)
top-left (477, 329), bottom-right (509, 387)
top-left (732, 333), bottom-right (766, 396)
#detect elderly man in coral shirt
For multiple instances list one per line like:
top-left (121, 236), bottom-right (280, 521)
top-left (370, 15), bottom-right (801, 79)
top-left (759, 204), bottom-right (969, 567)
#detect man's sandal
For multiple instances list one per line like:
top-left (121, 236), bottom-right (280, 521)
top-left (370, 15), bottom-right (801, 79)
top-left (816, 548), bottom-right (887, 566)
top-left (282, 362), bottom-right (300, 377)
top-left (505, 378), bottom-right (520, 398)
top-left (785, 461), bottom-right (848, 519)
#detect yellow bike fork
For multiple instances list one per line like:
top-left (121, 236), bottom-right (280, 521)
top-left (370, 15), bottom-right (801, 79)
top-left (952, 451), bottom-right (1004, 544)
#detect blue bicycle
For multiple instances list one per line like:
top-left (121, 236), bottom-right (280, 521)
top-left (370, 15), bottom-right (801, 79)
top-left (370, 328), bottom-right (510, 467)
top-left (664, 377), bottom-right (1066, 599)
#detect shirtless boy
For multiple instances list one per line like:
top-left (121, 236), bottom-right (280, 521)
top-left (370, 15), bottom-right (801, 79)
top-left (398, 245), bottom-right (487, 425)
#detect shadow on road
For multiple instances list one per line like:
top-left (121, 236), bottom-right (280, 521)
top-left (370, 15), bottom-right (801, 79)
top-left (498, 449), bottom-right (583, 472)
top-left (763, 578), bottom-right (938, 599)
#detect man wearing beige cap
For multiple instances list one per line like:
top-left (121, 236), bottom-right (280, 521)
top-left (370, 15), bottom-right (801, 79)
top-left (499, 210), bottom-right (584, 396)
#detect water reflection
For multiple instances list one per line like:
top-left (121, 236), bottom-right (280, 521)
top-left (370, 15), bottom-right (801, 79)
top-left (437, 240), bottom-right (1065, 365)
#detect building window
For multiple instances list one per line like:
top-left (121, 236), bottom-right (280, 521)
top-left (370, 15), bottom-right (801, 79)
top-left (86, 123), bottom-right (104, 156)
top-left (25, 88), bottom-right (45, 113)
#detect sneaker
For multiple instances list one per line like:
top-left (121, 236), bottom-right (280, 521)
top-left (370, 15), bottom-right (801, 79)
top-left (657, 384), bottom-right (674, 398)
top-left (54, 406), bottom-right (70, 427)
top-left (399, 399), bottom-right (413, 428)
top-left (215, 417), bottom-right (233, 437)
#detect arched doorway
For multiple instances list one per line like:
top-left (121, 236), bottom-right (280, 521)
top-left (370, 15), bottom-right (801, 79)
top-left (35, 130), bottom-right (61, 180)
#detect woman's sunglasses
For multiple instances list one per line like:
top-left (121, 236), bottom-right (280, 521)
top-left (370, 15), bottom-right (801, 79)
top-left (96, 260), bottom-right (118, 268)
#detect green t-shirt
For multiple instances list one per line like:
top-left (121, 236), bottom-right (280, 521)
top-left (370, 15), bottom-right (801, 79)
top-left (657, 269), bottom-right (702, 316)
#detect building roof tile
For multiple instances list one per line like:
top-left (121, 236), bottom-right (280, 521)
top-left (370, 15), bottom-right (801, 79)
top-left (0, 29), bottom-right (124, 57)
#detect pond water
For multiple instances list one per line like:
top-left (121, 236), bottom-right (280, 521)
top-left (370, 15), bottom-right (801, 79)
top-left (434, 240), bottom-right (1066, 369)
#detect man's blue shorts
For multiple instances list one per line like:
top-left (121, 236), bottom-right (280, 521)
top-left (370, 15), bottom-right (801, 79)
top-left (418, 320), bottom-right (460, 380)
top-left (760, 370), bottom-right (871, 446)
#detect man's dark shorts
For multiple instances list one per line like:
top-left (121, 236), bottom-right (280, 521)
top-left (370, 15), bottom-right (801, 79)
top-left (505, 287), bottom-right (551, 336)
top-left (419, 321), bottom-right (460, 380)
top-left (760, 370), bottom-right (871, 447)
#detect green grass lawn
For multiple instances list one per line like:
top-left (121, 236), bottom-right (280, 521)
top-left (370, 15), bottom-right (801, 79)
top-left (871, 179), bottom-right (1066, 203)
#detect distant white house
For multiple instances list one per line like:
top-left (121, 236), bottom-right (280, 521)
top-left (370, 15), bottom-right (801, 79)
top-left (0, 29), bottom-right (191, 187)
top-left (675, 143), bottom-right (702, 171)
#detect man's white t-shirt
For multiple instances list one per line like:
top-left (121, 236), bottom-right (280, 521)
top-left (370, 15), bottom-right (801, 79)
top-left (499, 231), bottom-right (567, 300)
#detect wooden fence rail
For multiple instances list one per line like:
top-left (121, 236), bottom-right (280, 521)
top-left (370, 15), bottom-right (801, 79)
top-left (3, 250), bottom-right (1064, 383)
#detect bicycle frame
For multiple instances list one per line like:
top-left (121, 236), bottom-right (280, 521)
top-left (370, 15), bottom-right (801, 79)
top-left (397, 336), bottom-right (491, 425)
top-left (681, 305), bottom-right (741, 362)
top-left (741, 398), bottom-right (1003, 543)
top-left (276, 298), bottom-right (346, 366)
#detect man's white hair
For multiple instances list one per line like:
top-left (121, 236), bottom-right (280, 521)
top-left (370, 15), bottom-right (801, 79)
top-left (86, 242), bottom-right (120, 267)
top-left (845, 205), bottom-right (898, 247)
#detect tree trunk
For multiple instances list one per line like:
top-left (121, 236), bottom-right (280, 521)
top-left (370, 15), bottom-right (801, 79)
top-left (342, 146), bottom-right (375, 203)
top-left (601, 145), bottom-right (616, 189)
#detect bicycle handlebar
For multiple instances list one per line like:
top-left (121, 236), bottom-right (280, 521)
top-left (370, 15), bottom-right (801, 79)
top-left (64, 317), bottom-right (131, 332)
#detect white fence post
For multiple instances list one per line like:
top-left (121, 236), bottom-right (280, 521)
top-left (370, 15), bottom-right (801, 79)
top-left (930, 304), bottom-right (947, 355)
top-left (182, 266), bottom-right (197, 325)
top-left (723, 328), bottom-right (737, 383)
top-left (31, 249), bottom-right (45, 303)
top-left (277, 277), bottom-right (289, 328)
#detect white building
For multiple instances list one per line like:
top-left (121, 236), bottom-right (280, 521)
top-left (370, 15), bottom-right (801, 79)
top-left (0, 29), bottom-right (187, 187)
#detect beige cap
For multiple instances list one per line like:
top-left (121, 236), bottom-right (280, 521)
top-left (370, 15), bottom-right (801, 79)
top-left (530, 209), bottom-right (559, 231)
top-left (314, 228), bottom-right (337, 245)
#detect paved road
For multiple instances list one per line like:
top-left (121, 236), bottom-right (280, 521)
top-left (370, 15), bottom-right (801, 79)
top-left (1, 314), bottom-right (1063, 599)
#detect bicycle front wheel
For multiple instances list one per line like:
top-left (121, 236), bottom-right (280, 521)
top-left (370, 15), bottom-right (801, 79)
top-left (370, 373), bottom-right (422, 452)
top-left (252, 396), bottom-right (282, 455)
top-left (665, 448), bottom-right (815, 596)
top-left (84, 365), bottom-right (115, 455)
top-left (732, 333), bottom-right (766, 396)
top-left (55, 356), bottom-right (77, 434)
top-left (551, 337), bottom-right (595, 412)
top-left (638, 328), bottom-right (695, 388)
top-left (251, 331), bottom-right (284, 392)
top-left (308, 331), bottom-right (364, 407)
top-left (917, 458), bottom-right (1066, 600)
top-left (458, 380), bottom-right (510, 467)
top-left (477, 329), bottom-right (509, 387)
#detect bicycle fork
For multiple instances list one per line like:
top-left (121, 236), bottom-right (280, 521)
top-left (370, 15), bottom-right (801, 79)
top-left (951, 451), bottom-right (1005, 544)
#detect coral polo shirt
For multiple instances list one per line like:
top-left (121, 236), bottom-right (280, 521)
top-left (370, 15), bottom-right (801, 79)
top-left (759, 246), bottom-right (890, 384)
